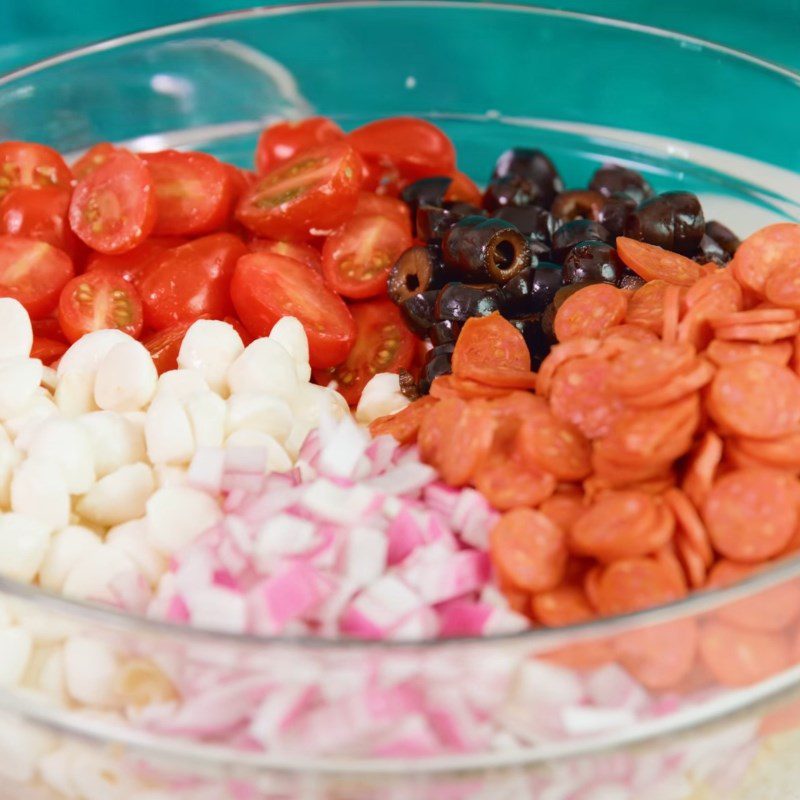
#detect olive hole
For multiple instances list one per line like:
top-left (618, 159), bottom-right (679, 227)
top-left (405, 273), bottom-right (420, 292)
top-left (494, 238), bottom-right (517, 272)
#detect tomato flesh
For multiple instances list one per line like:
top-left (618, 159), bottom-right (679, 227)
top-left (85, 236), bottom-right (185, 288)
top-left (142, 150), bottom-right (233, 236)
top-left (236, 142), bottom-right (363, 240)
top-left (248, 238), bottom-right (322, 273)
top-left (58, 270), bottom-right (144, 342)
top-left (0, 142), bottom-right (73, 200)
top-left (322, 213), bottom-right (412, 299)
top-left (315, 300), bottom-right (416, 405)
top-left (69, 150), bottom-right (157, 254)
top-left (231, 252), bottom-right (356, 368)
top-left (143, 320), bottom-right (195, 374)
top-left (445, 171), bottom-right (483, 206)
top-left (354, 192), bottom-right (412, 235)
top-left (255, 117), bottom-right (345, 175)
top-left (139, 232), bottom-right (246, 330)
top-left (0, 235), bottom-right (74, 319)
top-left (71, 142), bottom-right (119, 180)
top-left (31, 336), bottom-right (68, 365)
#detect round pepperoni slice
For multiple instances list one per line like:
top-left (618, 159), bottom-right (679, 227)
top-left (418, 396), bottom-right (464, 463)
top-left (623, 358), bottom-right (714, 409)
top-left (518, 411), bottom-right (592, 481)
top-left (711, 307), bottom-right (796, 327)
top-left (608, 341), bottom-right (696, 397)
top-left (490, 508), bottom-right (567, 593)
top-left (539, 491), bottom-right (587, 532)
top-left (700, 621), bottom-right (791, 687)
top-left (663, 488), bottom-right (713, 566)
top-left (676, 536), bottom-right (708, 588)
top-left (707, 361), bottom-right (800, 439)
top-left (554, 283), bottom-right (628, 342)
top-left (595, 557), bottom-right (686, 616)
top-left (702, 467), bottom-right (799, 562)
top-left (615, 619), bottom-right (698, 690)
top-left (684, 270), bottom-right (744, 311)
top-left (654, 542), bottom-right (688, 593)
top-left (535, 338), bottom-right (600, 397)
top-left (681, 431), bottom-right (723, 510)
top-left (730, 222), bottom-right (800, 297)
top-left (603, 323), bottom-right (659, 344)
top-left (661, 283), bottom-right (682, 343)
top-left (438, 400), bottom-right (497, 487)
top-left (734, 430), bottom-right (800, 472)
top-left (705, 339), bottom-right (792, 368)
top-left (473, 449), bottom-right (556, 511)
top-left (369, 395), bottom-right (437, 445)
top-left (429, 374), bottom-right (509, 401)
top-left (451, 313), bottom-right (530, 376)
top-left (532, 584), bottom-right (596, 627)
top-left (765, 260), bottom-right (800, 310)
top-left (460, 364), bottom-right (538, 390)
top-left (625, 279), bottom-right (670, 334)
top-left (590, 447), bottom-right (673, 489)
top-left (712, 319), bottom-right (800, 344)
top-left (617, 237), bottom-right (704, 286)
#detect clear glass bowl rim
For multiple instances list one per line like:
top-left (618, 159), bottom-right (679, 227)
top-left (0, 0), bottom-right (799, 654)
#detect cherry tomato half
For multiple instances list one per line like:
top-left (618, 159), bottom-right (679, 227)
top-left (248, 238), bottom-right (322, 273)
top-left (322, 213), bottom-right (412, 299)
top-left (0, 186), bottom-right (82, 259)
top-left (143, 319), bottom-right (195, 374)
top-left (0, 141), bottom-right (73, 200)
top-left (315, 300), bottom-right (416, 405)
top-left (142, 150), bottom-right (233, 237)
top-left (85, 236), bottom-right (186, 288)
top-left (231, 252), bottom-right (356, 368)
top-left (255, 117), bottom-right (345, 175)
top-left (0, 235), bottom-right (74, 319)
top-left (236, 142), bottom-right (363, 240)
top-left (69, 150), bottom-right (157, 254)
top-left (32, 316), bottom-right (68, 343)
top-left (354, 192), bottom-right (412, 235)
top-left (31, 336), bottom-right (68, 365)
top-left (347, 117), bottom-right (456, 182)
top-left (71, 142), bottom-right (119, 180)
top-left (445, 171), bottom-right (483, 206)
top-left (58, 270), bottom-right (144, 342)
top-left (139, 232), bottom-right (246, 331)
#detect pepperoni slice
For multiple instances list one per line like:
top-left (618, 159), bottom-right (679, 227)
top-left (654, 542), bottom-right (689, 594)
top-left (369, 395), bottom-right (437, 444)
top-left (707, 560), bottom-right (800, 633)
top-left (489, 508), bottom-right (568, 593)
top-left (617, 237), bottom-right (704, 287)
top-left (663, 488), bottom-right (713, 566)
top-left (418, 396), bottom-right (464, 463)
top-left (549, 355), bottom-right (624, 439)
top-left (532, 584), bottom-right (596, 627)
top-left (730, 222), bottom-right (800, 297)
top-left (622, 358), bottom-right (714, 409)
top-left (661, 283), bottom-right (682, 343)
top-left (603, 323), bottom-right (659, 344)
top-left (765, 260), bottom-right (800, 310)
top-left (429, 374), bottom-right (510, 400)
top-left (535, 338), bottom-right (600, 397)
top-left (712, 319), bottom-right (800, 344)
top-left (625, 279), bottom-right (671, 334)
top-left (518, 410), bottom-right (592, 481)
top-left (684, 270), bottom-right (744, 311)
top-left (539, 491), bottom-right (587, 533)
top-left (705, 339), bottom-right (792, 368)
top-left (460, 364), bottom-right (538, 390)
top-left (436, 399), bottom-right (497, 487)
top-left (583, 564), bottom-right (603, 610)
top-left (676, 536), bottom-right (708, 588)
top-left (473, 449), bottom-right (556, 511)
top-left (681, 431), bottom-right (723, 509)
top-left (590, 448), bottom-right (673, 489)
top-left (710, 307), bottom-right (797, 327)
top-left (702, 467), bottom-right (799, 562)
top-left (615, 619), bottom-right (698, 690)
top-left (734, 430), bottom-right (800, 472)
top-left (451, 313), bottom-right (530, 376)
top-left (595, 557), bottom-right (687, 616)
top-left (707, 361), bottom-right (800, 439)
top-left (607, 341), bottom-right (696, 397)
top-left (554, 283), bottom-right (628, 342)
top-left (700, 621), bottom-right (791, 687)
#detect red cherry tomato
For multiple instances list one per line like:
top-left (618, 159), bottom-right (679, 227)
top-left (354, 192), bottom-right (412, 235)
top-left (347, 117), bottom-right (456, 182)
top-left (143, 319), bottom-right (195, 374)
top-left (31, 336), bottom-right (68, 365)
top-left (248, 238), bottom-right (322, 273)
top-left (71, 142), bottom-right (119, 180)
top-left (0, 141), bottom-right (73, 200)
top-left (360, 158), bottom-right (404, 197)
top-left (227, 165), bottom-right (255, 204)
top-left (236, 142), bottom-right (363, 240)
top-left (58, 270), bottom-right (144, 342)
top-left (0, 235), bottom-right (74, 319)
top-left (69, 150), bottom-right (156, 254)
top-left (139, 232), bottom-right (247, 330)
top-left (445, 171), bottom-right (483, 206)
top-left (85, 236), bottom-right (186, 287)
top-left (314, 300), bottom-right (416, 405)
top-left (141, 150), bottom-right (234, 237)
top-left (322, 213), bottom-right (412, 299)
top-left (32, 316), bottom-right (67, 343)
top-left (0, 186), bottom-right (82, 258)
top-left (255, 117), bottom-right (344, 175)
top-left (231, 252), bottom-right (356, 368)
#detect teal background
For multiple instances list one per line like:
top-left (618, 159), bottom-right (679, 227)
top-left (1, 0), bottom-right (800, 75)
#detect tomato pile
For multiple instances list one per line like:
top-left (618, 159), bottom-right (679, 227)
top-left (373, 223), bottom-right (800, 665)
top-left (0, 117), bottom-right (470, 399)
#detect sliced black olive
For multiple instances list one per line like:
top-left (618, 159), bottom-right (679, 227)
top-left (502, 263), bottom-right (564, 317)
top-left (419, 352), bottom-right (453, 395)
top-left (434, 282), bottom-right (502, 322)
top-left (617, 270), bottom-right (646, 291)
top-left (509, 313), bottom-right (551, 368)
top-left (588, 164), bottom-right (654, 206)
top-left (597, 192), bottom-right (637, 238)
top-left (491, 148), bottom-right (564, 207)
top-left (429, 342), bottom-right (456, 358)
top-left (705, 220), bottom-right (741, 258)
top-left (401, 176), bottom-right (453, 211)
top-left (529, 240), bottom-right (553, 262)
top-left (492, 205), bottom-right (553, 243)
top-left (530, 264), bottom-right (564, 312)
top-left (388, 245), bottom-right (440, 304)
top-left (429, 319), bottom-right (461, 346)
top-left (562, 241), bottom-right (624, 285)
top-left (624, 191), bottom-right (705, 255)
top-left (400, 290), bottom-right (438, 335)
top-left (416, 201), bottom-right (486, 242)
top-left (483, 174), bottom-right (546, 211)
top-left (695, 233), bottom-right (728, 266)
top-left (442, 216), bottom-right (531, 284)
top-left (550, 189), bottom-right (606, 223)
top-left (551, 219), bottom-right (612, 262)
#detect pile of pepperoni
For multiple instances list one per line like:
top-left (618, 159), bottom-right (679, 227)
top-left (372, 222), bottom-right (800, 680)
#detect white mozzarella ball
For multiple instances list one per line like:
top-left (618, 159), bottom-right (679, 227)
top-left (0, 442), bottom-right (21, 508)
top-left (38, 747), bottom-right (78, 797)
top-left (0, 715), bottom-right (56, 783)
top-left (0, 513), bottom-right (51, 583)
top-left (153, 464), bottom-right (189, 489)
top-left (177, 319), bottom-right (244, 394)
top-left (56, 329), bottom-right (129, 379)
top-left (40, 365), bottom-right (58, 392)
top-left (76, 463), bottom-right (155, 527)
top-left (0, 298), bottom-right (33, 359)
top-left (94, 340), bottom-right (158, 412)
top-left (145, 486), bottom-right (222, 555)
top-left (0, 626), bottom-right (33, 687)
top-left (70, 749), bottom-right (140, 800)
top-left (39, 525), bottom-right (103, 592)
top-left (5, 393), bottom-right (59, 449)
top-left (269, 316), bottom-right (311, 381)
top-left (106, 519), bottom-right (167, 587)
top-left (144, 394), bottom-right (195, 465)
top-left (11, 458), bottom-right (70, 533)
top-left (186, 391), bottom-right (227, 448)
top-left (355, 372), bottom-right (411, 424)
top-left (0, 357), bottom-right (43, 419)
top-left (227, 338), bottom-right (299, 401)
top-left (22, 643), bottom-right (67, 703)
top-left (78, 411), bottom-right (147, 478)
top-left (225, 393), bottom-right (293, 443)
top-left (63, 636), bottom-right (119, 707)
top-left (156, 369), bottom-right (209, 402)
top-left (54, 370), bottom-right (97, 417)
top-left (27, 417), bottom-right (95, 494)
top-left (61, 544), bottom-right (138, 603)
top-left (224, 430), bottom-right (293, 472)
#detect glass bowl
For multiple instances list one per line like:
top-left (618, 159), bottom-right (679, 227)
top-left (1, 3), bottom-right (800, 798)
